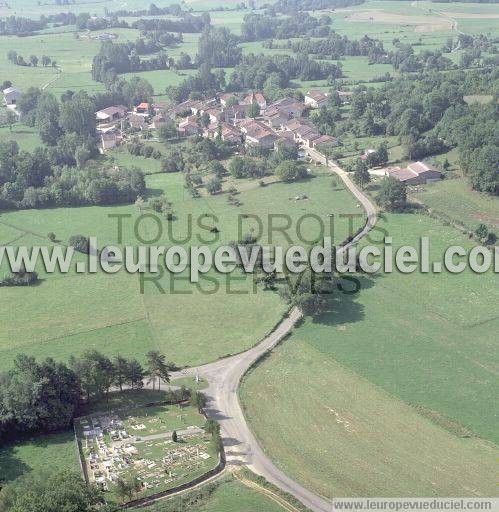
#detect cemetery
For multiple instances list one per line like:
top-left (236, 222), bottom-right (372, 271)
top-left (74, 403), bottom-right (219, 504)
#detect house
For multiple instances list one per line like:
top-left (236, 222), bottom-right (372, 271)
top-left (239, 119), bottom-right (277, 148)
top-left (128, 113), bottom-right (149, 131)
top-left (178, 115), bottom-right (199, 136)
top-left (205, 108), bottom-right (225, 124)
top-left (304, 90), bottom-right (329, 109)
top-left (95, 105), bottom-right (127, 123)
top-left (268, 97), bottom-right (306, 118)
top-left (220, 123), bottom-right (242, 144)
top-left (241, 92), bottom-right (267, 111)
top-left (3, 87), bottom-right (22, 106)
top-left (262, 111), bottom-right (289, 130)
top-left (135, 102), bottom-right (150, 114)
top-left (224, 104), bottom-right (247, 124)
top-left (293, 125), bottom-right (321, 147)
top-left (151, 112), bottom-right (171, 130)
top-left (101, 131), bottom-right (121, 151)
top-left (203, 122), bottom-right (219, 139)
top-left (172, 99), bottom-right (197, 116)
top-left (281, 117), bottom-right (311, 133)
top-left (312, 134), bottom-right (339, 149)
top-left (385, 161), bottom-right (442, 185)
top-left (190, 98), bottom-right (217, 116)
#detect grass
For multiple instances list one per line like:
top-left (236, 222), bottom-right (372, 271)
top-left (0, 124), bottom-right (42, 151)
top-left (0, 431), bottom-right (79, 484)
top-left (196, 477), bottom-right (289, 512)
top-left (411, 177), bottom-right (499, 232)
top-left (0, 170), bottom-right (362, 371)
top-left (241, 339), bottom-right (498, 498)
top-left (241, 212), bottom-right (499, 496)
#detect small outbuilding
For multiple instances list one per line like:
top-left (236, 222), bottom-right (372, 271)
top-left (3, 87), bottom-right (22, 106)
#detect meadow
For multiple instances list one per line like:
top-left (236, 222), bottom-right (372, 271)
top-left (411, 177), bottom-right (499, 232)
top-left (241, 212), bottom-right (499, 496)
top-left (0, 167), bottom-right (363, 371)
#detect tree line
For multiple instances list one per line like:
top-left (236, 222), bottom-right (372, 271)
top-left (0, 350), bottom-right (184, 443)
top-left (241, 12), bottom-right (331, 42)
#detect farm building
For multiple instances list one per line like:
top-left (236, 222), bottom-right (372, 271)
top-left (95, 105), bottom-right (127, 123)
top-left (3, 87), bottom-right (22, 106)
top-left (385, 162), bottom-right (442, 185)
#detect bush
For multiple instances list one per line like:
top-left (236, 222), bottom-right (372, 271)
top-left (275, 160), bottom-right (308, 182)
top-left (206, 176), bottom-right (222, 195)
top-left (68, 234), bottom-right (89, 254)
top-left (229, 156), bottom-right (265, 179)
top-left (141, 145), bottom-right (154, 158)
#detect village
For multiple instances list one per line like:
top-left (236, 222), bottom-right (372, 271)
top-left (2, 84), bottom-right (442, 186)
top-left (94, 88), bottom-right (442, 185)
top-left (75, 403), bottom-right (218, 504)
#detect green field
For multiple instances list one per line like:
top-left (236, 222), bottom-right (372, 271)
top-left (0, 124), bottom-right (41, 151)
top-left (0, 169), bottom-right (363, 371)
top-left (412, 178), bottom-right (499, 232)
top-left (241, 339), bottom-right (498, 498)
top-left (241, 212), bottom-right (499, 496)
top-left (0, 431), bottom-right (79, 484)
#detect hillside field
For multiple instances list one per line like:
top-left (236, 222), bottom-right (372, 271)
top-left (0, 169), bottom-right (364, 371)
top-left (241, 212), bottom-right (499, 496)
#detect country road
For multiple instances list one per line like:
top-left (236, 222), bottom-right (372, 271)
top-left (167, 151), bottom-right (378, 512)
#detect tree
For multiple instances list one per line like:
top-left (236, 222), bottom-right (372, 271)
top-left (113, 355), bottom-right (128, 391)
top-left (172, 429), bottom-right (178, 442)
top-left (246, 101), bottom-right (260, 119)
top-left (0, 470), bottom-right (103, 512)
top-left (198, 26), bottom-right (242, 68)
top-left (115, 474), bottom-right (141, 504)
top-left (190, 391), bottom-right (207, 413)
top-left (69, 351), bottom-right (115, 402)
top-left (121, 76), bottom-right (153, 107)
top-left (474, 223), bottom-right (489, 244)
top-left (145, 350), bottom-right (170, 390)
top-left (376, 177), bottom-right (407, 211)
top-left (4, 109), bottom-right (17, 132)
top-left (275, 160), bottom-right (308, 182)
top-left (353, 159), bottom-right (370, 188)
top-left (59, 91), bottom-right (96, 138)
top-left (210, 161), bottom-right (226, 177)
top-left (375, 141), bottom-right (389, 166)
top-left (29, 55), bottom-right (38, 67)
top-left (16, 87), bottom-right (41, 126)
top-left (35, 92), bottom-right (61, 145)
top-left (41, 55), bottom-right (51, 67)
top-left (157, 121), bottom-right (177, 141)
top-left (125, 359), bottom-right (145, 389)
top-left (47, 232), bottom-right (56, 242)
top-left (206, 176), bottom-right (222, 195)
top-left (0, 355), bottom-right (80, 440)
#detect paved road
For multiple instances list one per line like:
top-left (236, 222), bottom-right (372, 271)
top-left (168, 153), bottom-right (378, 512)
